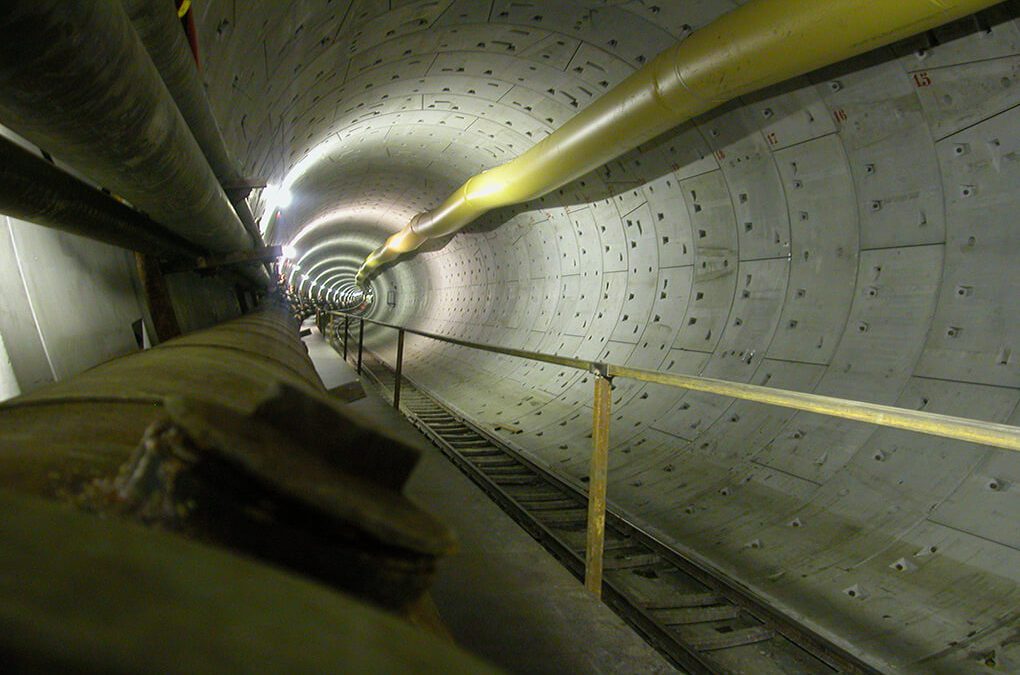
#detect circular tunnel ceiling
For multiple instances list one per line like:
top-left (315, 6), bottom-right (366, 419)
top-left (198, 2), bottom-right (1020, 670)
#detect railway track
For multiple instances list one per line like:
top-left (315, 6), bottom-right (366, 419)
top-left (346, 348), bottom-right (878, 675)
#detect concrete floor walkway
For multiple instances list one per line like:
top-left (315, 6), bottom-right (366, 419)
top-left (302, 326), bottom-right (676, 674)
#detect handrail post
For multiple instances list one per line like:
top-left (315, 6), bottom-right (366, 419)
top-left (357, 318), bottom-right (364, 375)
top-left (585, 368), bottom-right (612, 598)
top-left (393, 328), bottom-right (405, 409)
top-left (343, 315), bottom-right (349, 361)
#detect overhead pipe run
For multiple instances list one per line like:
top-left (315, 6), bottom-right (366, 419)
top-left (0, 134), bottom-right (203, 262)
top-left (121, 0), bottom-right (266, 248)
top-left (0, 1), bottom-right (267, 287)
top-left (356, 0), bottom-right (1000, 287)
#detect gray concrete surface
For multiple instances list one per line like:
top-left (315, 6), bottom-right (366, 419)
top-left (0, 1), bottom-right (1012, 671)
top-left (304, 327), bottom-right (677, 674)
top-left (0, 214), bottom-right (147, 400)
top-left (200, 4), bottom-right (1020, 669)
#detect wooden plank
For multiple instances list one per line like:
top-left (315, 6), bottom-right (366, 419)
top-left (643, 593), bottom-right (725, 609)
top-left (519, 499), bottom-right (580, 511)
top-left (490, 475), bottom-right (542, 485)
top-left (458, 448), bottom-right (504, 458)
top-left (685, 626), bottom-right (774, 652)
top-left (539, 510), bottom-right (589, 526)
top-left (480, 467), bottom-right (531, 476)
top-left (655, 605), bottom-right (741, 626)
top-left (134, 253), bottom-right (180, 343)
top-left (602, 553), bottom-right (661, 570)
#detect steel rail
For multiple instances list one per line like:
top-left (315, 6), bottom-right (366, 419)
top-left (340, 349), bottom-right (879, 673)
top-left (331, 312), bottom-right (1020, 452)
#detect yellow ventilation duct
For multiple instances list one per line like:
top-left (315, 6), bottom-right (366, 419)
top-left (356, 0), bottom-right (999, 287)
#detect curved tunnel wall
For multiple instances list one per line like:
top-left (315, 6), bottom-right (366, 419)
top-left (198, 2), bottom-right (1020, 669)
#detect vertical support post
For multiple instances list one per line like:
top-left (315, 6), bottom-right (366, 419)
top-left (134, 252), bottom-right (181, 344)
top-left (393, 328), bottom-right (405, 409)
top-left (343, 315), bottom-right (349, 361)
top-left (235, 285), bottom-right (250, 314)
top-left (585, 370), bottom-right (612, 597)
top-left (357, 318), bottom-right (364, 375)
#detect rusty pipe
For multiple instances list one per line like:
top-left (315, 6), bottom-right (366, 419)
top-left (0, 306), bottom-right (453, 609)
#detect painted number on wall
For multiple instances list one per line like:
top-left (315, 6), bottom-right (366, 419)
top-left (765, 132), bottom-right (779, 146)
top-left (833, 108), bottom-right (848, 123)
top-left (913, 72), bottom-right (932, 88)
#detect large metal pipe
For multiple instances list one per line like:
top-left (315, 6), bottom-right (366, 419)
top-left (0, 134), bottom-right (202, 261)
top-left (121, 0), bottom-right (266, 248)
top-left (0, 1), bottom-right (266, 286)
top-left (0, 307), bottom-right (321, 495)
top-left (355, 0), bottom-right (1000, 286)
top-left (0, 488), bottom-right (490, 673)
top-left (0, 305), bottom-right (453, 609)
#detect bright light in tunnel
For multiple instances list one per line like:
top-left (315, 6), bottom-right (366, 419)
top-left (281, 244), bottom-right (297, 260)
top-left (258, 135), bottom-right (348, 230)
top-left (262, 184), bottom-right (293, 215)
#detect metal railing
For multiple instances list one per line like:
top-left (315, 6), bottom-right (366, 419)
top-left (329, 311), bottom-right (1020, 597)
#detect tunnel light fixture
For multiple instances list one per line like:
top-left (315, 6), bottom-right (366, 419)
top-left (263, 184), bottom-right (293, 212)
top-left (281, 244), bottom-right (297, 260)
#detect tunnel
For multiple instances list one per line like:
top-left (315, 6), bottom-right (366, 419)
top-left (0, 1), bottom-right (1018, 673)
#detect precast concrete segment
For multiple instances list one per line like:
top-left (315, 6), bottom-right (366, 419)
top-left (0, 1), bottom-right (264, 284)
top-left (198, 2), bottom-right (1020, 671)
top-left (355, 0), bottom-right (1001, 285)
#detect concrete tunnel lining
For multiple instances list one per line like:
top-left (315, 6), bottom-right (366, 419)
top-left (4, 0), bottom-right (1002, 670)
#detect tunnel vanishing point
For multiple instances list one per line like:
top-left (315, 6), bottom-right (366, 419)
top-left (0, 0), bottom-right (1018, 672)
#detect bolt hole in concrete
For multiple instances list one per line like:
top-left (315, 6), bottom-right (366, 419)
top-left (0, 0), bottom-right (1017, 672)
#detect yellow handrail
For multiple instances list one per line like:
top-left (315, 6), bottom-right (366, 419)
top-left (356, 0), bottom-right (997, 286)
top-left (330, 312), bottom-right (1020, 452)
